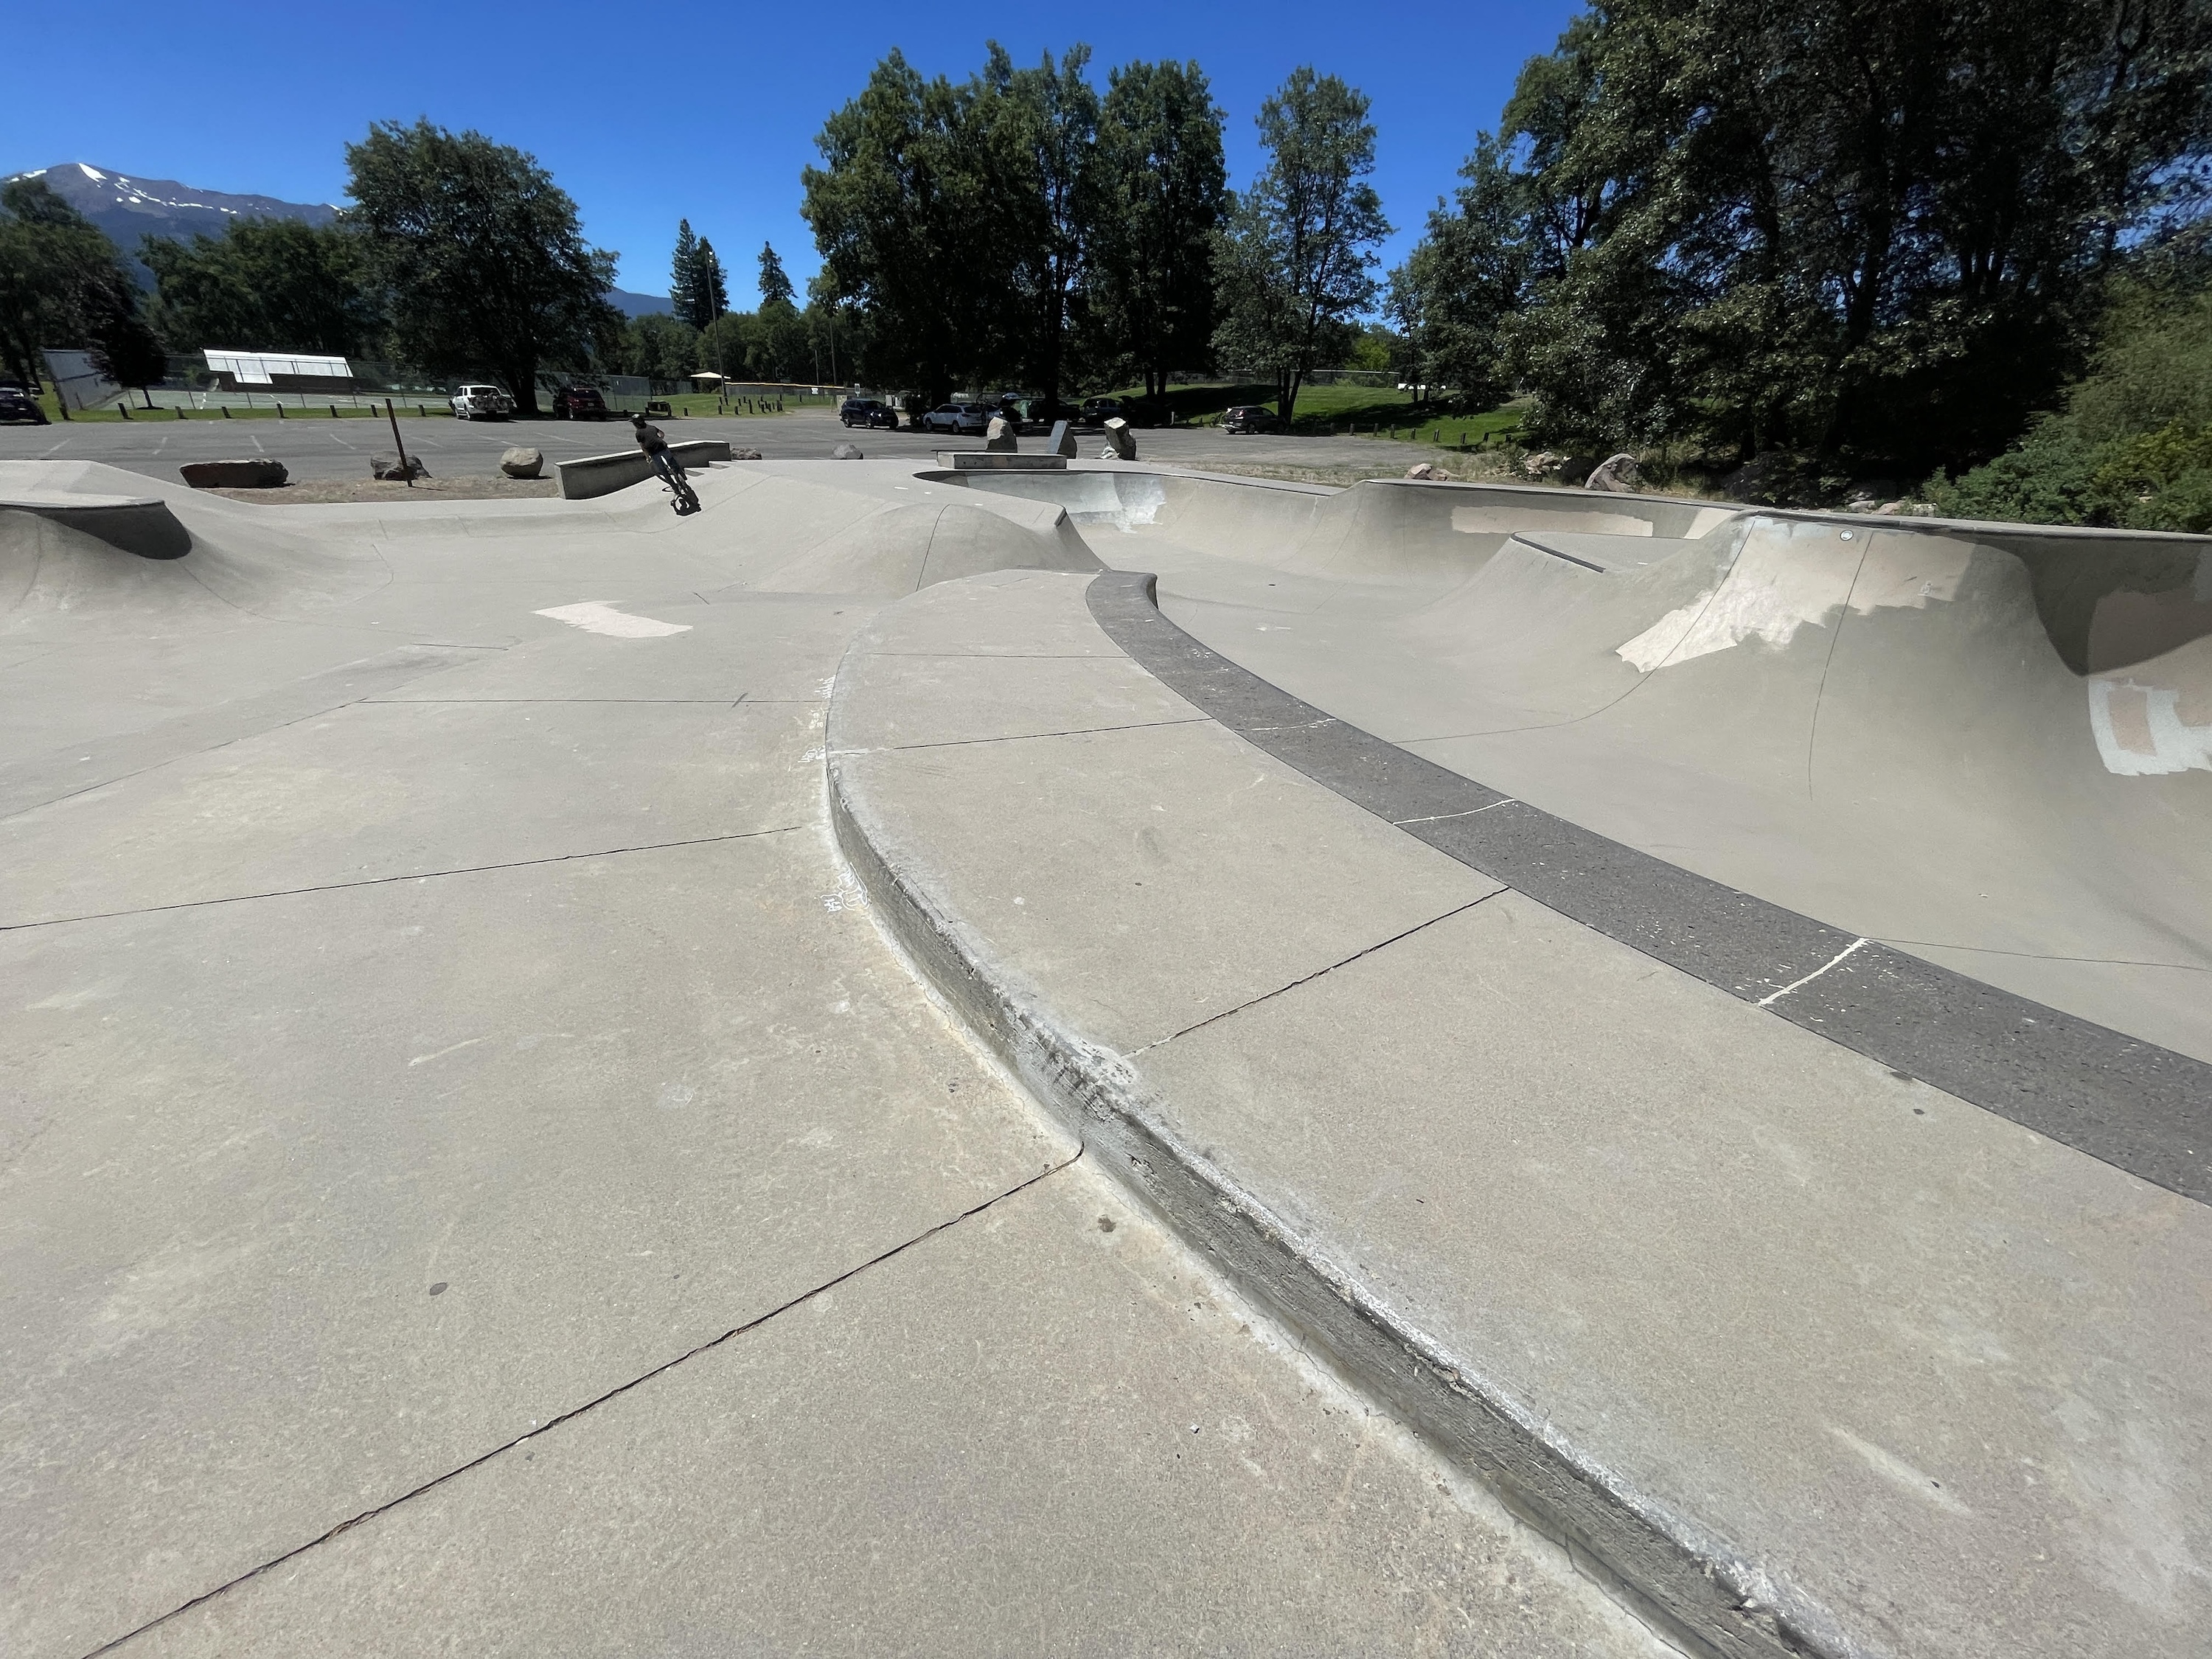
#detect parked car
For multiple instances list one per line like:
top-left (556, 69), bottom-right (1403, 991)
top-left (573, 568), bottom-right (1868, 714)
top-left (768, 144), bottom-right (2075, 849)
top-left (549, 385), bottom-right (608, 420)
top-left (839, 397), bottom-right (899, 429)
top-left (1079, 397), bottom-right (1127, 427)
top-left (1221, 404), bottom-right (1284, 434)
top-left (449, 383), bottom-right (515, 420)
top-left (1012, 397), bottom-right (1078, 434)
top-left (920, 402), bottom-right (993, 436)
top-left (0, 382), bottom-right (49, 425)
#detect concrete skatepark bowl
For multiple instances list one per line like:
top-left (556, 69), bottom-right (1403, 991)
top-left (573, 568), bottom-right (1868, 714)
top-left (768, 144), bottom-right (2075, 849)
top-left (4, 452), bottom-right (2207, 1658)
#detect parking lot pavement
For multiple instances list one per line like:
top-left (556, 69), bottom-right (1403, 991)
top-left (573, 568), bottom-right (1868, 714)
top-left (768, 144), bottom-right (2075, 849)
top-left (0, 406), bottom-right (1467, 485)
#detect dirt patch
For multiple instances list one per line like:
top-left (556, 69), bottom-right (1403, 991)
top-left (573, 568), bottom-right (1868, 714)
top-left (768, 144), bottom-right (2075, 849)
top-left (201, 476), bottom-right (561, 505)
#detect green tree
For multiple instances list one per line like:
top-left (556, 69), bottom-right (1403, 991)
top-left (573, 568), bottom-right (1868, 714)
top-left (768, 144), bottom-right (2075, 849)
top-left (1089, 60), bottom-right (1228, 399)
top-left (1451, 0), bottom-right (2212, 473)
top-left (802, 49), bottom-right (1004, 405)
top-left (141, 219), bottom-right (382, 355)
top-left (974, 44), bottom-right (1099, 408)
top-left (670, 219), bottom-right (701, 324)
top-left (1211, 68), bottom-right (1390, 424)
top-left (0, 177), bottom-right (155, 408)
top-left (693, 239), bottom-right (728, 324)
top-left (620, 312), bottom-right (700, 379)
top-left (757, 243), bottom-right (796, 308)
top-left (344, 119), bottom-right (620, 415)
top-left (1386, 135), bottom-right (1537, 408)
top-left (669, 220), bottom-right (728, 329)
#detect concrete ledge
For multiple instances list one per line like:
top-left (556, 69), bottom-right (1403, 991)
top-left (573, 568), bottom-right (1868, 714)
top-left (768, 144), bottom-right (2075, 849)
top-left (554, 440), bottom-right (731, 500)
top-left (934, 452), bottom-right (1069, 472)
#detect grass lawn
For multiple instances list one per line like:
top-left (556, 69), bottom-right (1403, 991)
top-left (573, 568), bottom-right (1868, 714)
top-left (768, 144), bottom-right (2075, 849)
top-left (1104, 380), bottom-right (1526, 448)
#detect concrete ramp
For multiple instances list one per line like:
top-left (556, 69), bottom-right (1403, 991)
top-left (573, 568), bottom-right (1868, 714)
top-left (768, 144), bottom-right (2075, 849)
top-left (756, 499), bottom-right (1099, 597)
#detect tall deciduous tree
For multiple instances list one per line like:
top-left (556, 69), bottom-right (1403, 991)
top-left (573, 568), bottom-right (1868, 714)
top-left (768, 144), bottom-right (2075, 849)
top-left (1211, 69), bottom-right (1389, 424)
top-left (344, 119), bottom-right (620, 415)
top-left (1386, 135), bottom-right (1536, 408)
top-left (141, 219), bottom-right (382, 355)
top-left (802, 49), bottom-right (1001, 405)
top-left (976, 44), bottom-right (1099, 408)
top-left (1089, 60), bottom-right (1228, 399)
top-left (1421, 0), bottom-right (2212, 472)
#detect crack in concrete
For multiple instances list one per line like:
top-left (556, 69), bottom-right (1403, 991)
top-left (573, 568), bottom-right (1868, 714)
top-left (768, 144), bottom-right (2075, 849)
top-left (856, 715), bottom-right (1211, 756)
top-left (1124, 891), bottom-right (1506, 1060)
top-left (77, 1150), bottom-right (1085, 1659)
top-left (1, 826), bottom-right (809, 933)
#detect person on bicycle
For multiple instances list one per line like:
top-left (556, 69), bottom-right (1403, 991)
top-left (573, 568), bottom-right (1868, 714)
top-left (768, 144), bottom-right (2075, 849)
top-left (630, 410), bottom-right (698, 509)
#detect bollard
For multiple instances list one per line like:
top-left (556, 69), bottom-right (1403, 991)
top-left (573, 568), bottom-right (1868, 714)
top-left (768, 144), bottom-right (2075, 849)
top-left (222, 406), bottom-right (230, 418)
top-left (276, 404), bottom-right (285, 419)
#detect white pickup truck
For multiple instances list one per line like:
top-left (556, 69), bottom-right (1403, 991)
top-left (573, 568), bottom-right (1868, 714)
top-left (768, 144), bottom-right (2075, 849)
top-left (449, 383), bottom-right (515, 420)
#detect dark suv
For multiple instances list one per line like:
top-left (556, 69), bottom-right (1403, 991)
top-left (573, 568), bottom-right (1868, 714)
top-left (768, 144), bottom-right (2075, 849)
top-left (839, 397), bottom-right (899, 429)
top-left (1222, 404), bottom-right (1283, 434)
top-left (0, 382), bottom-right (49, 425)
top-left (549, 385), bottom-right (609, 420)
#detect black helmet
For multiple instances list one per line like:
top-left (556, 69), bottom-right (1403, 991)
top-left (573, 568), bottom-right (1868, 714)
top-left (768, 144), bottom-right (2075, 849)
top-left (630, 409), bottom-right (646, 422)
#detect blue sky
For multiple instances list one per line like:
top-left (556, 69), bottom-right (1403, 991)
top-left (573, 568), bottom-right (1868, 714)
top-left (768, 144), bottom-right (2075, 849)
top-left (5, 1), bottom-right (1576, 306)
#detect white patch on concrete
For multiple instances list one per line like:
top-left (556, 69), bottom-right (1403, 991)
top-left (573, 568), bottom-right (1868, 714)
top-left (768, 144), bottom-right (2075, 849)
top-left (1755, 937), bottom-right (1868, 1006)
top-left (1618, 522), bottom-right (1972, 674)
top-left (533, 601), bottom-right (692, 639)
top-left (2088, 675), bottom-right (2212, 776)
top-left (1829, 1427), bottom-right (1973, 1515)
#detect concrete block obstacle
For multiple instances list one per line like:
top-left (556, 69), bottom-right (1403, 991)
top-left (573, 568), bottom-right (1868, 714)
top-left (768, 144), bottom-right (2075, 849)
top-left (552, 439), bottom-right (731, 499)
top-left (827, 564), bottom-right (2212, 1659)
top-left (1100, 417), bottom-right (1136, 459)
top-left (936, 451), bottom-right (1068, 472)
top-left (1046, 419), bottom-right (1078, 459)
top-left (984, 414), bottom-right (1018, 451)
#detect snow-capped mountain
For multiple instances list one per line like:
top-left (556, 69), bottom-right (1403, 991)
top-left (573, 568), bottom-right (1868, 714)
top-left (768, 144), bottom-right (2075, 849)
top-left (10, 161), bottom-right (339, 248)
top-left (3, 161), bottom-right (672, 315)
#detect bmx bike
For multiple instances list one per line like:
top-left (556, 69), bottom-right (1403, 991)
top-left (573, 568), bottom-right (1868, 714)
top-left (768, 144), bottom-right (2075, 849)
top-left (652, 452), bottom-right (700, 515)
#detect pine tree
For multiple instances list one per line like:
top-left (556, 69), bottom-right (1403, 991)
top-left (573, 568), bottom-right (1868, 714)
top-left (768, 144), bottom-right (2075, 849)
top-left (670, 218), bottom-right (700, 324)
top-left (693, 238), bottom-right (729, 323)
top-left (757, 242), bottom-right (796, 310)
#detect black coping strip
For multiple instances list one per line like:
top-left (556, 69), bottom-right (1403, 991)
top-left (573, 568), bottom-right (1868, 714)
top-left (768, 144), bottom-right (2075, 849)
top-left (1087, 569), bottom-right (2210, 1208)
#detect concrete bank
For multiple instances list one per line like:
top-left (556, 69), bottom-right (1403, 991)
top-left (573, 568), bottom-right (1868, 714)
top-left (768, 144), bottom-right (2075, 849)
top-left (826, 568), bottom-right (2212, 1659)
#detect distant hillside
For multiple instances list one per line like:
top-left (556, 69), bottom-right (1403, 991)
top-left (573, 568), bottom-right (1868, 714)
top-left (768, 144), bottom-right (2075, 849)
top-left (4, 161), bottom-right (672, 316)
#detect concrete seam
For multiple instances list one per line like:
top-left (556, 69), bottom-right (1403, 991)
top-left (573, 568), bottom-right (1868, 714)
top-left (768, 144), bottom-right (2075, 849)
top-left (75, 1151), bottom-right (1083, 1659)
top-left (1, 825), bottom-right (807, 933)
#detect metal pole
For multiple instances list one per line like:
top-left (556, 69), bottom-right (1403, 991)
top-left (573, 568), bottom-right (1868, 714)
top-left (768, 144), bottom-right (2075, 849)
top-left (386, 398), bottom-right (414, 488)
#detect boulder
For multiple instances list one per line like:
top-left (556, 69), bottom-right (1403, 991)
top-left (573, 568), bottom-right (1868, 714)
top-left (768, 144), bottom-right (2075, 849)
top-left (370, 455), bottom-right (428, 481)
top-left (1585, 452), bottom-right (1641, 492)
top-left (1405, 462), bottom-right (1441, 481)
top-left (985, 415), bottom-right (1018, 451)
top-left (499, 445), bottom-right (543, 479)
top-left (731, 448), bottom-right (762, 461)
top-left (1101, 417), bottom-right (1137, 460)
top-left (1047, 420), bottom-right (1078, 459)
top-left (180, 458), bottom-right (288, 490)
top-left (831, 442), bottom-right (864, 460)
top-left (1874, 501), bottom-right (1905, 515)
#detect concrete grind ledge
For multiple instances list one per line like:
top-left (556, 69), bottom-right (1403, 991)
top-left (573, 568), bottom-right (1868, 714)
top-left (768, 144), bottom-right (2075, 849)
top-left (827, 713), bottom-right (1846, 1659)
top-left (554, 440), bottom-right (731, 499)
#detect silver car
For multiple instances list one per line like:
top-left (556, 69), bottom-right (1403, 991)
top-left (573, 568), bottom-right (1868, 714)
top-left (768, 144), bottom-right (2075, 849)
top-left (921, 402), bottom-right (992, 436)
top-left (449, 383), bottom-right (515, 420)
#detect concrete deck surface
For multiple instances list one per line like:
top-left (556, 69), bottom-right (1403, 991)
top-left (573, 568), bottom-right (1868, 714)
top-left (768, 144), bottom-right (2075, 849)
top-left (7, 451), bottom-right (2207, 1658)
top-left (4, 459), bottom-right (1665, 1659)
